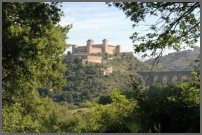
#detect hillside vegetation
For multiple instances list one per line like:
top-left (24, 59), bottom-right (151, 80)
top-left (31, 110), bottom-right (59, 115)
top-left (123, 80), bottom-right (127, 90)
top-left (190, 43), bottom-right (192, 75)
top-left (3, 2), bottom-right (200, 133)
top-left (145, 48), bottom-right (200, 71)
top-left (40, 54), bottom-right (157, 105)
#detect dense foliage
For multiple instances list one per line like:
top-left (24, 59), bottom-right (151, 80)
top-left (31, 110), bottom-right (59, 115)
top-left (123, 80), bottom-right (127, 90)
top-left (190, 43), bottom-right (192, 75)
top-left (48, 73), bottom-right (199, 133)
top-left (2, 2), bottom-right (200, 133)
top-left (41, 57), bottom-right (145, 103)
top-left (131, 82), bottom-right (200, 133)
top-left (81, 90), bottom-right (138, 133)
top-left (2, 2), bottom-right (71, 132)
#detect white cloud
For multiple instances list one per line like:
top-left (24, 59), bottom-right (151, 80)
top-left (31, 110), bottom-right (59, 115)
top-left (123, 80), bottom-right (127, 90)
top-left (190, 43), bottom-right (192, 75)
top-left (71, 17), bottom-right (131, 31)
top-left (79, 7), bottom-right (100, 12)
top-left (83, 12), bottom-right (122, 18)
top-left (63, 8), bottom-right (73, 13)
top-left (60, 3), bottom-right (141, 58)
top-left (59, 16), bottom-right (76, 26)
top-left (63, 6), bottom-right (101, 13)
top-left (60, 5), bottom-right (132, 30)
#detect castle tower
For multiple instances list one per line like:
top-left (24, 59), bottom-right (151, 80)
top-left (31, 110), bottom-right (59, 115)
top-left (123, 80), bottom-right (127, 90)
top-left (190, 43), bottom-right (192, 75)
top-left (102, 39), bottom-right (108, 53)
top-left (87, 39), bottom-right (94, 53)
top-left (116, 45), bottom-right (122, 54)
top-left (72, 45), bottom-right (78, 53)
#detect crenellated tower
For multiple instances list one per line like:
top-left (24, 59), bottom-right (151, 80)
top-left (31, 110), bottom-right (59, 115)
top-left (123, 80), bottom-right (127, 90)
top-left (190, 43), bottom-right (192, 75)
top-left (102, 39), bottom-right (108, 53)
top-left (72, 45), bottom-right (78, 53)
top-left (116, 45), bottom-right (122, 54)
top-left (87, 39), bottom-right (94, 53)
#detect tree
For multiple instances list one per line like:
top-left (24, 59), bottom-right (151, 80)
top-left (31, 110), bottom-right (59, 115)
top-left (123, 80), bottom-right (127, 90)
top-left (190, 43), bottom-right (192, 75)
top-left (81, 90), bottom-right (92, 100)
top-left (2, 2), bottom-right (71, 132)
top-left (81, 90), bottom-right (137, 133)
top-left (108, 2), bottom-right (200, 64)
top-left (67, 51), bottom-right (72, 55)
top-left (3, 2), bottom-right (72, 102)
top-left (98, 95), bottom-right (112, 105)
top-left (58, 91), bottom-right (74, 103)
top-left (131, 83), bottom-right (200, 133)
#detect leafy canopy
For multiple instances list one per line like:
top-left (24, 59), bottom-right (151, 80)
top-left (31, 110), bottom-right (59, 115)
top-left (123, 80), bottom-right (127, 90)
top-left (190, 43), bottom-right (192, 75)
top-left (3, 2), bottom-right (72, 102)
top-left (2, 2), bottom-right (72, 132)
top-left (108, 2), bottom-right (200, 62)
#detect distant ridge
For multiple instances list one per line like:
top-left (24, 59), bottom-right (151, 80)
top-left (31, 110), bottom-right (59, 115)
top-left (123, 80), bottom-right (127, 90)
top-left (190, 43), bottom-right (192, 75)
top-left (145, 47), bottom-right (200, 71)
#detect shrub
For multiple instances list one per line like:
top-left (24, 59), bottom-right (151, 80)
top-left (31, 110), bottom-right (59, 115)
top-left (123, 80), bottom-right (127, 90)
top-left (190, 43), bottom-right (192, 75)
top-left (80, 89), bottom-right (138, 133)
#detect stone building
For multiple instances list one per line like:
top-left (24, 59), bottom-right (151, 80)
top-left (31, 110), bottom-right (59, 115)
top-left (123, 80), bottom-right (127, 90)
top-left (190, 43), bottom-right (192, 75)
top-left (82, 56), bottom-right (102, 63)
top-left (101, 66), bottom-right (113, 75)
top-left (72, 39), bottom-right (122, 55)
top-left (64, 55), bottom-right (102, 63)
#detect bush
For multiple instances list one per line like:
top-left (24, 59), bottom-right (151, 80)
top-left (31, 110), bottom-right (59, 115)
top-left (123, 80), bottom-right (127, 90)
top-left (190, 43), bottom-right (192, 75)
top-left (3, 90), bottom-right (54, 133)
top-left (80, 90), bottom-right (138, 133)
top-left (58, 115), bottom-right (85, 133)
top-left (98, 95), bottom-right (112, 105)
top-left (130, 83), bottom-right (200, 133)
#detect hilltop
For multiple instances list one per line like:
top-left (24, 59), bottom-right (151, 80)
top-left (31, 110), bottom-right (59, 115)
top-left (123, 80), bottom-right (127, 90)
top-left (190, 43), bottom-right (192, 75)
top-left (64, 52), bottom-right (163, 72)
top-left (145, 47), bottom-right (200, 71)
top-left (38, 53), bottom-right (163, 106)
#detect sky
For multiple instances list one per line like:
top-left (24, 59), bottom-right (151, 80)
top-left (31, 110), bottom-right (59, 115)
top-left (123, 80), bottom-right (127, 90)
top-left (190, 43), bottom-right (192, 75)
top-left (59, 2), bottom-right (199, 61)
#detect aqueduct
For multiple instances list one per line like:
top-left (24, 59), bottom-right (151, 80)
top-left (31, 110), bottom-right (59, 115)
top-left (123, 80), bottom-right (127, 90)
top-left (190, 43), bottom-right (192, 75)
top-left (138, 71), bottom-right (192, 85)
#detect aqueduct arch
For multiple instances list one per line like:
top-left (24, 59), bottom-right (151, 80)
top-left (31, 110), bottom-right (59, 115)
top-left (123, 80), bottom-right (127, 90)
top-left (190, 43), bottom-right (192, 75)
top-left (163, 75), bottom-right (168, 84)
top-left (172, 75), bottom-right (178, 82)
top-left (138, 71), bottom-right (192, 85)
top-left (153, 75), bottom-right (158, 83)
top-left (181, 75), bottom-right (188, 81)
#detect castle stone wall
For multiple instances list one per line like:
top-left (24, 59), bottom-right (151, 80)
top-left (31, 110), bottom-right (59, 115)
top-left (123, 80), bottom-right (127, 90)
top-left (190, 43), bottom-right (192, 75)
top-left (72, 39), bottom-right (133, 56)
top-left (64, 55), bottom-right (102, 63)
top-left (106, 45), bottom-right (116, 54)
top-left (92, 44), bottom-right (103, 48)
top-left (116, 45), bottom-right (121, 54)
top-left (75, 46), bottom-right (87, 52)
top-left (65, 55), bottom-right (87, 60)
top-left (72, 45), bottom-right (77, 53)
top-left (86, 56), bottom-right (102, 63)
top-left (90, 47), bottom-right (102, 54)
top-left (72, 39), bottom-right (123, 55)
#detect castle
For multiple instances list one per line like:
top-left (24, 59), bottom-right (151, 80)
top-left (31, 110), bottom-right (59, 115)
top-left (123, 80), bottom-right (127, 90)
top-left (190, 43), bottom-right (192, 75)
top-left (72, 39), bottom-right (121, 55)
top-left (64, 39), bottom-right (134, 76)
top-left (65, 39), bottom-right (133, 64)
top-left (65, 55), bottom-right (103, 63)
